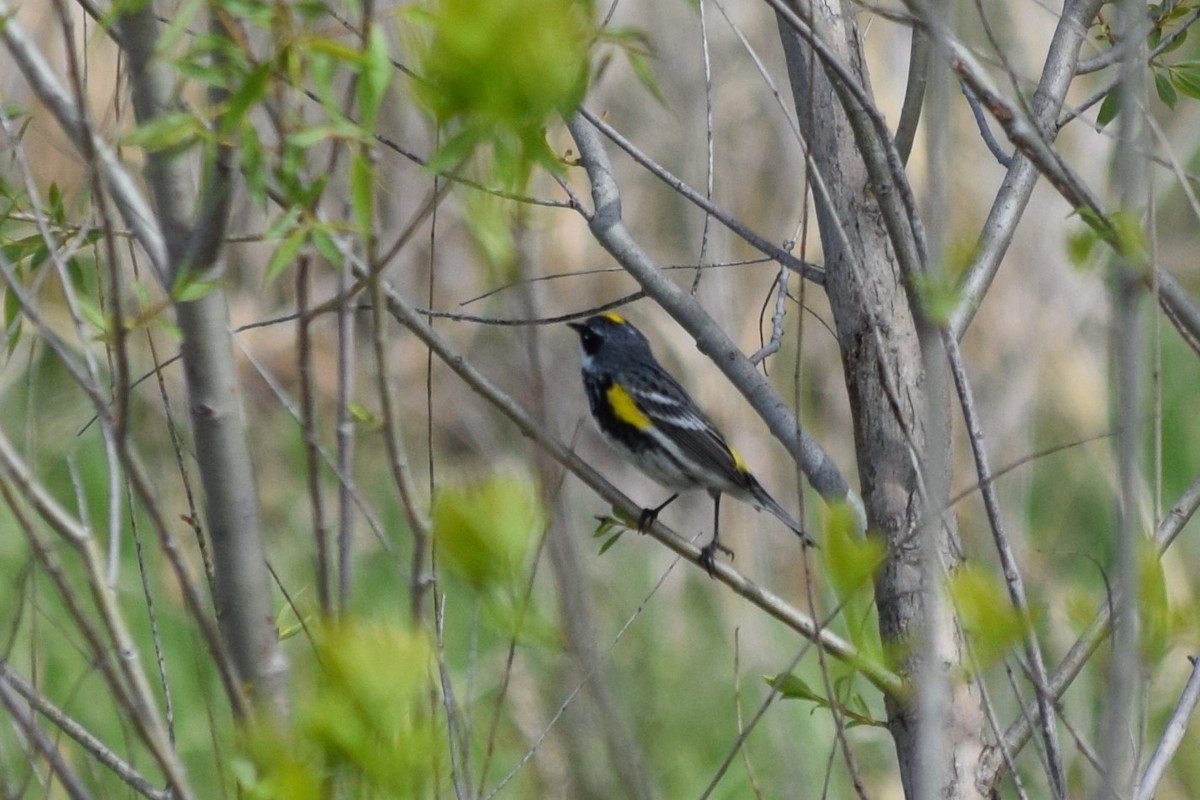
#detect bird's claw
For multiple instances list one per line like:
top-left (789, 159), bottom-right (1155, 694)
top-left (698, 539), bottom-right (734, 577)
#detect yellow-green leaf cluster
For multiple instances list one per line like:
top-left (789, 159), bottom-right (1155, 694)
top-left (1139, 540), bottom-right (1169, 662)
top-left (948, 564), bottom-right (1025, 671)
top-left (432, 469), bottom-right (545, 594)
top-left (234, 621), bottom-right (441, 798)
top-left (408, 0), bottom-right (593, 186)
top-left (823, 502), bottom-right (884, 602)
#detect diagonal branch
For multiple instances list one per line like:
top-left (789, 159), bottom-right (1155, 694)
top-left (0, 661), bottom-right (172, 800)
top-left (1133, 655), bottom-right (1200, 800)
top-left (979, 472), bottom-right (1200, 791)
top-left (949, 0), bottom-right (1107, 338)
top-left (566, 111), bottom-right (864, 526)
top-left (946, 335), bottom-right (1067, 798)
top-left (0, 0), bottom-right (168, 276)
top-left (365, 269), bottom-right (902, 698)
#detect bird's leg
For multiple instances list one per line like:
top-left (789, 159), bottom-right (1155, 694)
top-left (698, 493), bottom-right (734, 577)
top-left (638, 493), bottom-right (679, 532)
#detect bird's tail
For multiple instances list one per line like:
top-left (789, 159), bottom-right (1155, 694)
top-left (749, 480), bottom-right (817, 548)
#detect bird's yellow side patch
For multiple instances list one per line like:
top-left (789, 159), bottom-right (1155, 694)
top-left (607, 383), bottom-right (652, 430)
top-left (729, 446), bottom-right (750, 473)
top-left (603, 312), bottom-right (626, 325)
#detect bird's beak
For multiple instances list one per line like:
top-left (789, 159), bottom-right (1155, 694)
top-left (566, 321), bottom-right (584, 333)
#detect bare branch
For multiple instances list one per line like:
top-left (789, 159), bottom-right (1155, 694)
top-left (0, 0), bottom-right (168, 275)
top-left (1099, 0), bottom-right (1151, 792)
top-left (980, 472), bottom-right (1200, 791)
top-left (946, 335), bottom-right (1067, 798)
top-left (0, 673), bottom-right (94, 800)
top-left (0, 662), bottom-right (172, 800)
top-left (576, 108), bottom-right (824, 285)
top-left (371, 271), bottom-right (902, 697)
top-left (567, 111), bottom-right (864, 527)
top-left (1133, 656), bottom-right (1200, 800)
top-left (949, 0), bottom-right (1107, 337)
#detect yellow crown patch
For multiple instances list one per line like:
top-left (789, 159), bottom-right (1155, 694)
top-left (603, 312), bottom-right (626, 325)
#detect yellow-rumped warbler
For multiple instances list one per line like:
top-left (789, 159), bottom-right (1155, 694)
top-left (568, 313), bottom-right (815, 575)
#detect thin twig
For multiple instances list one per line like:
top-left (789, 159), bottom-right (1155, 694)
top-left (0, 661), bottom-right (172, 800)
top-left (980, 472), bottom-right (1200, 791)
top-left (945, 335), bottom-right (1067, 798)
top-left (1133, 656), bottom-right (1200, 800)
top-left (373, 273), bottom-right (902, 696)
top-left (578, 108), bottom-right (825, 285)
top-left (0, 672), bottom-right (95, 800)
top-left (567, 112), bottom-right (863, 527)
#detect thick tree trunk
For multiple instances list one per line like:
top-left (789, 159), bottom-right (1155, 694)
top-left (120, 4), bottom-right (290, 720)
top-left (776, 7), bottom-right (986, 797)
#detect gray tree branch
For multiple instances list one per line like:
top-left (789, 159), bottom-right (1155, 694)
top-left (565, 112), bottom-right (863, 525)
top-left (367, 270), bottom-right (904, 697)
top-left (1133, 655), bottom-right (1200, 800)
top-left (772, 1), bottom-right (986, 794)
top-left (980, 472), bottom-right (1200, 791)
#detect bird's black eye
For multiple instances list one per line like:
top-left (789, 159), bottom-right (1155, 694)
top-left (579, 328), bottom-right (603, 354)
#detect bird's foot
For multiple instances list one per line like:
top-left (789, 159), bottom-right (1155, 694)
top-left (637, 494), bottom-right (679, 533)
top-left (698, 538), bottom-right (735, 577)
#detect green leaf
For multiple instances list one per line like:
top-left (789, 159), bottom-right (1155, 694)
top-left (601, 27), bottom-right (664, 104)
top-left (1066, 226), bottom-right (1100, 268)
top-left (769, 672), bottom-right (824, 703)
top-left (4, 288), bottom-right (21, 357)
top-left (1097, 90), bottom-right (1119, 127)
top-left (75, 295), bottom-right (109, 339)
top-left (597, 521), bottom-right (625, 554)
top-left (408, 0), bottom-right (592, 189)
top-left (241, 125), bottom-right (267, 208)
top-left (157, 0), bottom-right (204, 54)
top-left (171, 270), bottom-right (222, 303)
top-left (1109, 208), bottom-right (1149, 267)
top-left (220, 62), bottom-right (272, 135)
top-left (823, 501), bottom-right (884, 602)
top-left (0, 103), bottom-right (29, 121)
top-left (262, 206), bottom-right (303, 241)
top-left (625, 48), bottom-right (665, 105)
top-left (1170, 60), bottom-right (1200, 100)
top-left (237, 620), bottom-right (441, 799)
top-left (264, 224), bottom-right (309, 285)
top-left (913, 270), bottom-right (962, 326)
top-left (947, 564), bottom-right (1025, 670)
top-left (303, 35), bottom-right (365, 63)
top-left (347, 402), bottom-right (379, 428)
top-left (309, 224), bottom-right (342, 265)
top-left (308, 49), bottom-right (339, 118)
top-left (767, 673), bottom-right (887, 727)
top-left (1155, 70), bottom-right (1178, 109)
top-left (1161, 27), bottom-right (1188, 54)
top-left (463, 182), bottom-right (515, 268)
top-left (432, 469), bottom-right (545, 593)
top-left (1140, 541), bottom-right (1169, 661)
top-left (122, 111), bottom-right (205, 151)
top-left (357, 26), bottom-right (393, 131)
top-left (288, 120), bottom-right (365, 150)
top-left (423, 124), bottom-right (487, 176)
top-left (350, 152), bottom-right (374, 233)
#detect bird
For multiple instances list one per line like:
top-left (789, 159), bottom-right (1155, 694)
top-left (568, 312), bottom-right (815, 575)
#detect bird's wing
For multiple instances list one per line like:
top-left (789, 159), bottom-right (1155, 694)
top-left (628, 383), bottom-right (747, 488)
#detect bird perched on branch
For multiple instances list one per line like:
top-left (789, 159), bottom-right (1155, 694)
top-left (568, 313), bottom-right (815, 575)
